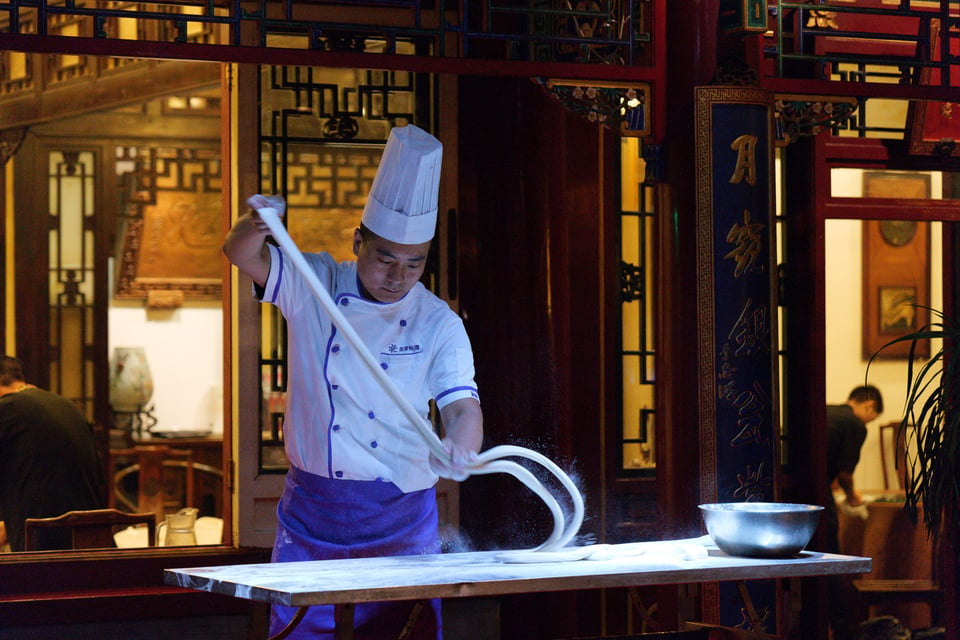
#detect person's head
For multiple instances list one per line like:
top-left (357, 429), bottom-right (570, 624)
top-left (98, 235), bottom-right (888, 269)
top-left (355, 124), bottom-right (441, 304)
top-left (0, 356), bottom-right (27, 396)
top-left (0, 356), bottom-right (26, 387)
top-left (353, 223), bottom-right (432, 303)
top-left (847, 385), bottom-right (883, 424)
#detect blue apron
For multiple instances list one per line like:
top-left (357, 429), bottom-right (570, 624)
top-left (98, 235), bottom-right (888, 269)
top-left (269, 466), bottom-right (442, 639)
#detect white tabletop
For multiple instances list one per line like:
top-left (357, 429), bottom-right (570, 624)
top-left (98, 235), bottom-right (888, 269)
top-left (164, 537), bottom-right (871, 607)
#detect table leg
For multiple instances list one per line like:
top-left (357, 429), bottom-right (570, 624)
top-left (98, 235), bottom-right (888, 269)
top-left (628, 587), bottom-right (662, 632)
top-left (735, 581), bottom-right (778, 639)
top-left (395, 600), bottom-right (426, 639)
top-left (334, 602), bottom-right (356, 640)
top-left (786, 577), bottom-right (802, 639)
top-left (677, 583), bottom-right (699, 627)
top-left (269, 605), bottom-right (309, 640)
top-left (266, 601), bottom-right (417, 640)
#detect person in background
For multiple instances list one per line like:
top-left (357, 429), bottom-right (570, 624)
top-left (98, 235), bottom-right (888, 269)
top-left (0, 355), bottom-right (105, 552)
top-left (826, 384), bottom-right (883, 640)
top-left (223, 124), bottom-right (483, 639)
top-left (828, 385), bottom-right (883, 512)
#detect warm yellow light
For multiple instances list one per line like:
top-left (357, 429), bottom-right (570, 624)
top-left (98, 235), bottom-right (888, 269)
top-left (118, 17), bottom-right (138, 40)
top-left (8, 52), bottom-right (26, 81)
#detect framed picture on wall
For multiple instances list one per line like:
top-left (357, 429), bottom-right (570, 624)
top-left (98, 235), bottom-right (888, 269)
top-left (861, 172), bottom-right (931, 359)
top-left (114, 190), bottom-right (222, 305)
top-left (114, 146), bottom-right (222, 307)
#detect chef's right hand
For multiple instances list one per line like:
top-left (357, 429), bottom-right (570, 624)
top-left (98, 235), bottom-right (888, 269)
top-left (245, 194), bottom-right (286, 232)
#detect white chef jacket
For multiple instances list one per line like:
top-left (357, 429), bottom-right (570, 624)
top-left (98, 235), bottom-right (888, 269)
top-left (258, 244), bottom-right (480, 493)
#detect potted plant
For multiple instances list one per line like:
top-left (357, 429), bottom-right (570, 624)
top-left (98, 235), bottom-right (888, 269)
top-left (867, 305), bottom-right (959, 545)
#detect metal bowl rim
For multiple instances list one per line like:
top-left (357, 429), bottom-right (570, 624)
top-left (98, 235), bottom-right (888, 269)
top-left (698, 502), bottom-right (824, 513)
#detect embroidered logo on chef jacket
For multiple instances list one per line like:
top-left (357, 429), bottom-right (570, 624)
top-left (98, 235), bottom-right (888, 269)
top-left (383, 343), bottom-right (422, 355)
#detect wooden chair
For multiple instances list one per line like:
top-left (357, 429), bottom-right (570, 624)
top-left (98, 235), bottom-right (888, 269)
top-left (110, 444), bottom-right (223, 520)
top-left (109, 444), bottom-right (195, 521)
top-left (879, 421), bottom-right (912, 490)
top-left (23, 508), bottom-right (156, 551)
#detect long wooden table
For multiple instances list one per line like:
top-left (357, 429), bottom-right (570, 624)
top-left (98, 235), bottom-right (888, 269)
top-left (165, 537), bottom-right (870, 639)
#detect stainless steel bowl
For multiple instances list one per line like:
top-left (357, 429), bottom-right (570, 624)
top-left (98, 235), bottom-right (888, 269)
top-left (699, 502), bottom-right (824, 558)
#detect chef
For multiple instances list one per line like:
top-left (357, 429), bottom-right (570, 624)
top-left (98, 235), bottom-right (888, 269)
top-left (223, 124), bottom-right (483, 640)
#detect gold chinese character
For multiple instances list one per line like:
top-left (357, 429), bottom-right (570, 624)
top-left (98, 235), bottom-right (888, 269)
top-left (729, 134), bottom-right (758, 186)
top-left (724, 210), bottom-right (765, 277)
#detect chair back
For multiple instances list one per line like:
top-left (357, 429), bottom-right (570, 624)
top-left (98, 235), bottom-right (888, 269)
top-left (879, 421), bottom-right (912, 490)
top-left (23, 508), bottom-right (156, 551)
top-left (110, 445), bottom-right (195, 521)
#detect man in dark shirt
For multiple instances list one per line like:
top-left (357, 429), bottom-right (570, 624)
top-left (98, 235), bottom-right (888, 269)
top-left (0, 356), bottom-right (104, 551)
top-left (827, 385), bottom-right (883, 518)
top-left (826, 384), bottom-right (883, 640)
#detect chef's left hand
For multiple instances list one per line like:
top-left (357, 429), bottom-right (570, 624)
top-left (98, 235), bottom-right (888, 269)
top-left (430, 438), bottom-right (479, 482)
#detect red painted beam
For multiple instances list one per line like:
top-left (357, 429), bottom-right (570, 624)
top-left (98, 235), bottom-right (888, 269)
top-left (0, 33), bottom-right (662, 83)
top-left (824, 197), bottom-right (960, 222)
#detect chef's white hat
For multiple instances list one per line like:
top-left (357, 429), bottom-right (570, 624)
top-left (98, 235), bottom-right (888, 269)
top-left (361, 124), bottom-right (442, 245)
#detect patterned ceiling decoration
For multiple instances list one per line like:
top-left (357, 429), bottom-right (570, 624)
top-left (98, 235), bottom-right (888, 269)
top-left (774, 94), bottom-right (859, 145)
top-left (536, 77), bottom-right (650, 137)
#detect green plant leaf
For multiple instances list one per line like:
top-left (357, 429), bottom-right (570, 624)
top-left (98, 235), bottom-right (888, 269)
top-left (866, 305), bottom-right (959, 543)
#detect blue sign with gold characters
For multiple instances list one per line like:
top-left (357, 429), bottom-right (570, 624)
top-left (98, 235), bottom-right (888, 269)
top-left (695, 84), bottom-right (778, 634)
